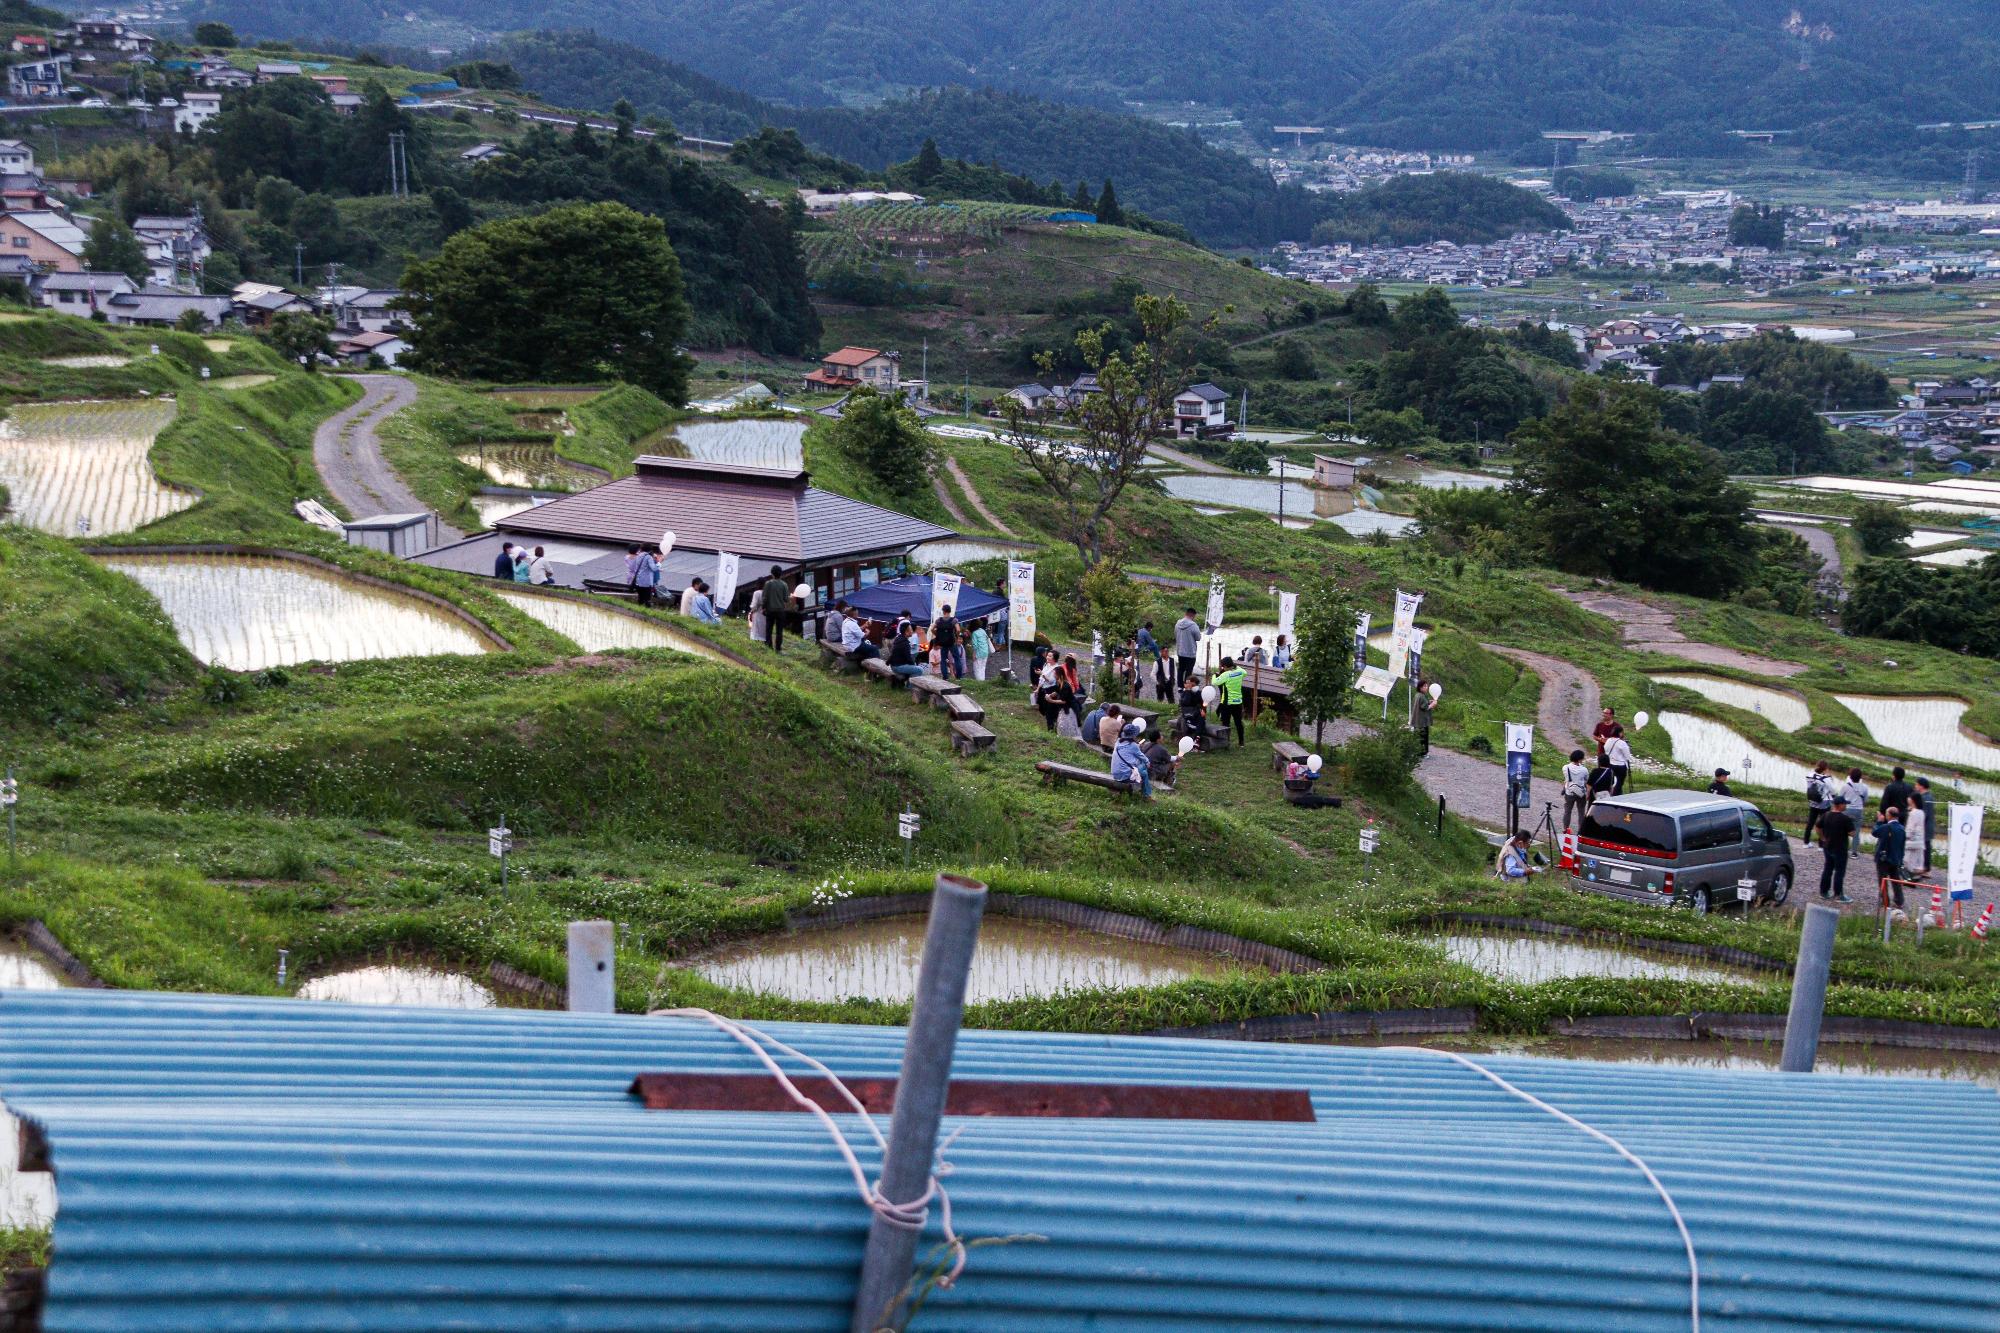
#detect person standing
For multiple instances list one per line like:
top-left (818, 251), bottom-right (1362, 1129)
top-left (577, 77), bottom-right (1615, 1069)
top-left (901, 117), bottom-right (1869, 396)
top-left (1561, 749), bottom-right (1592, 832)
top-left (1803, 761), bottom-right (1833, 846)
top-left (1240, 636), bottom-right (1268, 667)
top-left (792, 576), bottom-right (816, 638)
top-left (1214, 656), bottom-right (1248, 747)
top-left (1174, 608), bottom-right (1200, 691)
top-left (1817, 796), bottom-right (1854, 903)
top-left (1035, 659), bottom-right (1072, 732)
top-left (1414, 680), bottom-right (1435, 756)
top-left (929, 603), bottom-right (960, 681)
top-left (1873, 805), bottom-right (1908, 909)
top-left (748, 584), bottom-right (766, 644)
top-left (969, 622), bottom-right (992, 681)
top-left (1707, 768), bottom-right (1732, 797)
top-left (1153, 653), bottom-right (1173, 702)
top-left (1270, 634), bottom-right (1294, 670)
top-left (1839, 767), bottom-right (1869, 854)
top-left (1604, 725), bottom-right (1634, 795)
top-left (1059, 654), bottom-right (1086, 726)
top-left (632, 547), bottom-right (659, 607)
top-left (760, 566), bottom-right (789, 653)
top-left (1914, 777), bottom-right (1935, 873)
top-left (622, 545), bottom-right (640, 592)
top-left (1136, 620), bottom-right (1161, 676)
top-left (1880, 766), bottom-right (1914, 822)
top-left (1904, 792), bottom-right (1929, 881)
top-left (1592, 707), bottom-right (1619, 761)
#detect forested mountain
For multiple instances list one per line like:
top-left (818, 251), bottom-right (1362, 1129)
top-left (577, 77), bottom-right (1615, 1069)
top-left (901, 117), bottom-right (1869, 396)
top-left (1310, 174), bottom-right (1568, 247)
top-left (194, 0), bottom-right (2000, 162)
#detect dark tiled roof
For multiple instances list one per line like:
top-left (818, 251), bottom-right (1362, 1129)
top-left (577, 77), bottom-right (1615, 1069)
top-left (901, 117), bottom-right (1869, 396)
top-left (495, 461), bottom-right (952, 563)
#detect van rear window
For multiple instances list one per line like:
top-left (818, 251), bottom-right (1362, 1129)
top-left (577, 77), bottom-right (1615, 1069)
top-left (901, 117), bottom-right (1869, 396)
top-left (1580, 807), bottom-right (1678, 855)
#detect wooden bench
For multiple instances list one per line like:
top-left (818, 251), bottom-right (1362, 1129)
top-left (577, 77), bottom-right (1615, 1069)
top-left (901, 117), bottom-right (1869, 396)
top-left (1035, 759), bottom-right (1137, 795)
top-left (940, 693), bottom-right (986, 724)
top-left (859, 657), bottom-right (896, 682)
top-left (1272, 740), bottom-right (1309, 773)
top-left (907, 674), bottom-right (962, 702)
top-left (950, 720), bottom-right (997, 757)
top-left (818, 642), bottom-right (857, 673)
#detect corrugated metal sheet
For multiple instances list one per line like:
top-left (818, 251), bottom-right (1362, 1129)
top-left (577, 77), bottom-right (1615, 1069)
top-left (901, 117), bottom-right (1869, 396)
top-left (1, 989), bottom-right (1996, 1332)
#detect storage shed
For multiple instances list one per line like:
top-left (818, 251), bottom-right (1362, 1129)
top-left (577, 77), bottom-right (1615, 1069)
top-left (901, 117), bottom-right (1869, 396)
top-left (340, 510), bottom-right (438, 558)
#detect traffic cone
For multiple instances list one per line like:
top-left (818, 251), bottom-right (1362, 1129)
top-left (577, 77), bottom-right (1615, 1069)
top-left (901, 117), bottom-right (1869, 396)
top-left (1973, 905), bottom-right (1993, 941)
top-left (1931, 887), bottom-right (1944, 916)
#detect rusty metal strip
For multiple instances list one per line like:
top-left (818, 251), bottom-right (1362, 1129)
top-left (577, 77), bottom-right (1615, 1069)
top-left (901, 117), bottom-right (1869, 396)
top-left (629, 1074), bottom-right (1315, 1122)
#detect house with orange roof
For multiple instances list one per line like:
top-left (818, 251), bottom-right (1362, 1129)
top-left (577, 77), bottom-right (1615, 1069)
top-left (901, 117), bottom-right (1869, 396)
top-left (804, 345), bottom-right (899, 392)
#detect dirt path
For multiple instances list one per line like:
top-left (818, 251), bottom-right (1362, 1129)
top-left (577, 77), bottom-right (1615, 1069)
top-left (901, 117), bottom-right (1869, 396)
top-left (312, 375), bottom-right (461, 539)
top-left (929, 475), bottom-right (970, 527)
top-left (942, 456), bottom-right (1017, 536)
top-left (1757, 518), bottom-right (1846, 602)
top-left (1553, 586), bottom-right (1807, 677)
top-left (1484, 644), bottom-right (1600, 755)
top-left (1145, 440), bottom-right (1228, 474)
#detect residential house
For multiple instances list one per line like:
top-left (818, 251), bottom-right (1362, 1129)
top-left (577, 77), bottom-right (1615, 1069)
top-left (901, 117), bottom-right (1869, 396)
top-left (1171, 382), bottom-right (1230, 437)
top-left (0, 211), bottom-right (83, 271)
top-left (804, 345), bottom-right (899, 392)
top-left (329, 92), bottom-right (363, 115)
top-left (7, 55), bottom-right (70, 99)
top-left (234, 288), bottom-right (311, 326)
top-left (41, 177), bottom-right (92, 199)
top-left (1312, 455), bottom-right (1357, 489)
top-left (37, 270), bottom-right (137, 313)
top-left (131, 216), bottom-right (210, 289)
top-left (342, 288), bottom-right (411, 334)
top-left (197, 65), bottom-right (254, 90)
top-left (8, 34), bottom-right (46, 55)
top-left (254, 62), bottom-right (304, 83)
top-left (65, 19), bottom-right (153, 54)
top-left (1005, 383), bottom-right (1058, 412)
top-left (335, 329), bottom-right (408, 366)
top-left (173, 92), bottom-right (222, 134)
top-left (101, 290), bottom-right (231, 329)
top-left (459, 143), bottom-right (506, 164)
top-left (309, 74), bottom-right (348, 95)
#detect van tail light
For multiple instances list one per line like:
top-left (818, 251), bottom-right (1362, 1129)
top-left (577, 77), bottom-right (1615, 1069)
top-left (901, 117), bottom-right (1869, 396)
top-left (1662, 872), bottom-right (1676, 894)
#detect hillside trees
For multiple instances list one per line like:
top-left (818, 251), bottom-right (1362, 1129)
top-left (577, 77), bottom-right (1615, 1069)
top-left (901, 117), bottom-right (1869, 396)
top-left (402, 201), bottom-right (691, 402)
top-left (1853, 501), bottom-right (1915, 556)
top-left (1290, 572), bottom-right (1360, 746)
top-left (83, 215), bottom-right (149, 282)
top-left (827, 388), bottom-right (934, 498)
top-left (1310, 173), bottom-right (1568, 247)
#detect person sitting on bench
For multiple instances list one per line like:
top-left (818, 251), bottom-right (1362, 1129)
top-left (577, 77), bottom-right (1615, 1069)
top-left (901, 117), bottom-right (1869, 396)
top-left (1282, 754), bottom-right (1341, 809)
top-left (840, 611), bottom-right (879, 662)
top-left (1110, 721), bottom-right (1154, 799)
top-left (886, 621), bottom-right (926, 684)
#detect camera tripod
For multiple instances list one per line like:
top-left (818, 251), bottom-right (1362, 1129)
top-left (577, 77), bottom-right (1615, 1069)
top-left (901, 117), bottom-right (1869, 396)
top-left (1526, 799), bottom-right (1561, 865)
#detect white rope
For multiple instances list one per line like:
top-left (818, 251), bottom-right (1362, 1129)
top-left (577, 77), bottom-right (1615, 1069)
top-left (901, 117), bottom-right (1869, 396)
top-left (653, 1009), bottom-right (969, 1282)
top-left (1384, 1046), bottom-right (1700, 1332)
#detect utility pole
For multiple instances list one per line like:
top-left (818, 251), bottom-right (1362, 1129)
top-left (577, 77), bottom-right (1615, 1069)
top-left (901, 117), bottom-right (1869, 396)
top-left (294, 242), bottom-right (304, 287)
top-left (387, 130), bottom-right (409, 199)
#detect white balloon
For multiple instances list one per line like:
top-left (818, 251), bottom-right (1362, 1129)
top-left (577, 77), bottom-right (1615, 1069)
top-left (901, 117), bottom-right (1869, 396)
top-left (1306, 754), bottom-right (1323, 774)
top-left (1201, 685), bottom-right (1218, 707)
top-left (1426, 682), bottom-right (1443, 702)
top-left (1177, 736), bottom-right (1198, 758)
top-left (660, 529), bottom-right (676, 557)
top-left (1633, 710), bottom-right (1651, 730)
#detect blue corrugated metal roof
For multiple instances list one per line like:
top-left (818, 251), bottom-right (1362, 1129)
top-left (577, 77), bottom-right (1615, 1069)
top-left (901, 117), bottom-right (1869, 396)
top-left (1, 989), bottom-right (1996, 1331)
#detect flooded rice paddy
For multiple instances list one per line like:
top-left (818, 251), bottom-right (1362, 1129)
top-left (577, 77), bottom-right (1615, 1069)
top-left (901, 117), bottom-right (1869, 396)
top-left (40, 354), bottom-right (130, 369)
top-left (101, 553), bottom-right (498, 670)
top-left (1904, 529), bottom-right (1971, 550)
top-left (297, 964), bottom-right (495, 1008)
top-left (640, 418), bottom-right (807, 471)
top-left (1434, 932), bottom-right (1758, 986)
top-left (910, 537), bottom-right (1032, 568)
top-left (1318, 1035), bottom-right (2000, 1089)
top-left (0, 939), bottom-right (71, 991)
top-left (458, 446), bottom-right (601, 491)
top-left (1914, 547), bottom-right (1991, 568)
top-left (0, 399), bottom-right (186, 534)
top-left (1833, 694), bottom-right (2000, 773)
top-left (468, 492), bottom-right (552, 527)
top-left (1651, 673), bottom-right (1810, 732)
top-left (690, 916), bottom-right (1250, 1003)
top-left (488, 587), bottom-right (727, 659)
top-left (211, 374), bottom-right (276, 390)
top-left (1656, 710), bottom-right (1816, 791)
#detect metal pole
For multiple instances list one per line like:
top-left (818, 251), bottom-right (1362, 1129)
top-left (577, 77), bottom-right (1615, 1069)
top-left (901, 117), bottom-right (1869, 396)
top-left (500, 812), bottom-right (509, 892)
top-left (4, 764), bottom-right (14, 866)
top-left (1780, 903), bottom-right (1838, 1072)
top-left (1436, 793), bottom-right (1445, 838)
top-left (566, 919), bottom-right (615, 1013)
top-left (850, 873), bottom-right (988, 1333)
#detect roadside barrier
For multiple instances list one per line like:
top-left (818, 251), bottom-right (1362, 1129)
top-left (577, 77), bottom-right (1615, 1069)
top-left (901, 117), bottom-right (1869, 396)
top-left (1973, 905), bottom-right (1993, 941)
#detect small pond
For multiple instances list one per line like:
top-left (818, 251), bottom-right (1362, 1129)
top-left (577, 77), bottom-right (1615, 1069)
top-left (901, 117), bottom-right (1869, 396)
top-left (1656, 710), bottom-right (1816, 791)
top-left (489, 587), bottom-right (727, 660)
top-left (102, 553), bottom-right (497, 671)
top-left (297, 964), bottom-right (495, 1008)
top-left (1434, 932), bottom-right (1759, 986)
top-left (0, 939), bottom-right (72, 991)
top-left (0, 398), bottom-right (186, 535)
top-left (458, 446), bottom-right (600, 491)
top-left (910, 537), bottom-right (1032, 568)
top-left (1650, 673), bottom-right (1810, 732)
top-left (640, 418), bottom-right (808, 471)
top-left (1833, 694), bottom-right (2000, 774)
top-left (689, 915), bottom-right (1251, 1004)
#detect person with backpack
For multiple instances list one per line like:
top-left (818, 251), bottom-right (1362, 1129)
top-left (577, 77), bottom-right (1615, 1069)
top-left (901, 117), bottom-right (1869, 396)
top-left (929, 603), bottom-right (960, 681)
top-left (1561, 749), bottom-right (1592, 831)
top-left (1586, 757), bottom-right (1618, 807)
top-left (631, 547), bottom-right (659, 607)
top-left (1839, 768), bottom-right (1869, 854)
top-left (1803, 761), bottom-right (1833, 845)
top-left (1213, 656), bottom-right (1248, 746)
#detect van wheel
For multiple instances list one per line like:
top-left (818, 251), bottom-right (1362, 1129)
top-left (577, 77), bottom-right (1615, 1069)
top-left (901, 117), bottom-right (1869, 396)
top-left (1769, 869), bottom-right (1791, 905)
top-left (1693, 887), bottom-right (1713, 916)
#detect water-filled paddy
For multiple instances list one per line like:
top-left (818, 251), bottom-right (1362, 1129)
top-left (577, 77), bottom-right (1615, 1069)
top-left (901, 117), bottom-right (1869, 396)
top-left (1651, 673), bottom-right (1810, 732)
top-left (1434, 932), bottom-right (1758, 986)
top-left (297, 964), bottom-right (495, 1008)
top-left (458, 446), bottom-right (600, 490)
top-left (1656, 710), bottom-right (1815, 791)
top-left (1914, 547), bottom-right (1990, 568)
top-left (469, 492), bottom-right (551, 527)
top-left (211, 373), bottom-right (276, 390)
top-left (101, 553), bottom-right (497, 670)
top-left (488, 587), bottom-right (727, 659)
top-left (689, 915), bottom-right (1250, 1003)
top-left (639, 418), bottom-right (807, 471)
top-left (0, 398), bottom-right (185, 534)
top-left (1833, 694), bottom-right (2000, 773)
top-left (910, 537), bottom-right (1032, 568)
top-left (40, 354), bottom-right (130, 369)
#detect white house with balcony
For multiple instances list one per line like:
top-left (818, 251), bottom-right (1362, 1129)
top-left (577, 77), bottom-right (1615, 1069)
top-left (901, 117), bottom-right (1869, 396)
top-left (1172, 382), bottom-right (1230, 437)
top-left (173, 92), bottom-right (223, 134)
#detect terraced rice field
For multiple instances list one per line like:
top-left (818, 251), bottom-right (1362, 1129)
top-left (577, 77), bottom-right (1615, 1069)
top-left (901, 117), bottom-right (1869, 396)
top-left (39, 354), bottom-right (130, 369)
top-left (489, 388), bottom-right (601, 409)
top-left (1656, 710), bottom-right (1815, 792)
top-left (641, 418), bottom-right (807, 471)
top-left (1914, 547), bottom-right (1991, 568)
top-left (488, 588), bottom-right (728, 660)
top-left (1651, 674), bottom-right (1810, 732)
top-left (0, 399), bottom-right (186, 535)
top-left (212, 374), bottom-right (276, 390)
top-left (100, 552), bottom-right (498, 670)
top-left (202, 339), bottom-right (234, 354)
top-left (1833, 694), bottom-right (2000, 774)
top-left (298, 965), bottom-right (495, 1008)
top-left (457, 446), bottom-right (598, 490)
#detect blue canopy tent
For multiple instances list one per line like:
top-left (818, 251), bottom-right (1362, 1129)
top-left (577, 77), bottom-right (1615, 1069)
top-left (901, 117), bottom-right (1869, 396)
top-left (842, 573), bottom-right (1005, 626)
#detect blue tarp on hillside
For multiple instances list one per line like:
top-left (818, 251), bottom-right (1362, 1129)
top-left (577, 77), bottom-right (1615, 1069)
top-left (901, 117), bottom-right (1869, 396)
top-left (843, 573), bottom-right (1004, 624)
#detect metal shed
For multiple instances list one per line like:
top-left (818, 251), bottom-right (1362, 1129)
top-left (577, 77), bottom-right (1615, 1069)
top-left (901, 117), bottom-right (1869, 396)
top-left (340, 511), bottom-right (439, 558)
top-left (0, 988), bottom-right (1995, 1331)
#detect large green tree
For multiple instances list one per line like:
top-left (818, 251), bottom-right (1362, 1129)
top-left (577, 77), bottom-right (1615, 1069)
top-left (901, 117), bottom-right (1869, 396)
top-left (1289, 572), bottom-right (1360, 747)
top-left (83, 214), bottom-right (149, 282)
top-left (827, 387), bottom-right (934, 497)
top-left (401, 202), bottom-right (691, 403)
top-left (1510, 381), bottom-right (1755, 595)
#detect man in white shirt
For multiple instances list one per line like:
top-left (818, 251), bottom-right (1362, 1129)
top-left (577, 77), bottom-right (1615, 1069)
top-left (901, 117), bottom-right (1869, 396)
top-left (678, 580), bottom-right (699, 616)
top-left (1561, 748), bottom-right (1592, 830)
top-left (840, 612), bottom-right (877, 661)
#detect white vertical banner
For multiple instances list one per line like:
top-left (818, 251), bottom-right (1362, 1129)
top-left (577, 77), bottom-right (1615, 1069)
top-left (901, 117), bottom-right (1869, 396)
top-left (1006, 560), bottom-right (1036, 641)
top-left (1504, 722), bottom-right (1535, 755)
top-left (1387, 589), bottom-right (1423, 680)
top-left (1275, 591), bottom-right (1297, 642)
top-left (1352, 611), bottom-right (1371, 672)
top-left (1948, 803), bottom-right (1984, 896)
top-left (712, 552), bottom-right (740, 612)
top-left (1406, 627), bottom-right (1428, 683)
top-left (1205, 573), bottom-right (1227, 630)
top-left (931, 570), bottom-right (964, 622)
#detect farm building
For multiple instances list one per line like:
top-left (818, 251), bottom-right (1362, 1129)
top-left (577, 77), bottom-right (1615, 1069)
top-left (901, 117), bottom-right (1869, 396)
top-left (0, 987), bottom-right (1994, 1331)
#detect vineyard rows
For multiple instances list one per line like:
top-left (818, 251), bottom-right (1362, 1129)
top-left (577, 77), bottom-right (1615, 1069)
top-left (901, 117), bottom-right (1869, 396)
top-left (0, 399), bottom-right (187, 535)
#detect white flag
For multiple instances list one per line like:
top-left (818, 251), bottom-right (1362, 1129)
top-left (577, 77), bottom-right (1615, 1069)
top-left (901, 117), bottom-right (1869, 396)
top-left (1387, 589), bottom-right (1423, 680)
top-left (1205, 572), bottom-right (1226, 630)
top-left (931, 570), bottom-right (964, 623)
top-left (1006, 560), bottom-right (1036, 641)
top-left (712, 552), bottom-right (740, 612)
top-left (1504, 722), bottom-right (1535, 756)
top-left (1948, 803), bottom-right (1984, 896)
top-left (1276, 591), bottom-right (1297, 642)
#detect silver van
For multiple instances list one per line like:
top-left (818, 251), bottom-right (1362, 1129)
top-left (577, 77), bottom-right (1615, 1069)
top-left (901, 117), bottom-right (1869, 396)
top-left (1571, 789), bottom-right (1794, 913)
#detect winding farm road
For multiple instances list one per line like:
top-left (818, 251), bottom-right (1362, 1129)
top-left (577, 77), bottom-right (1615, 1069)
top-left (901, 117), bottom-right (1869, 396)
top-left (312, 374), bottom-right (460, 540)
top-left (1484, 644), bottom-right (1601, 756)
